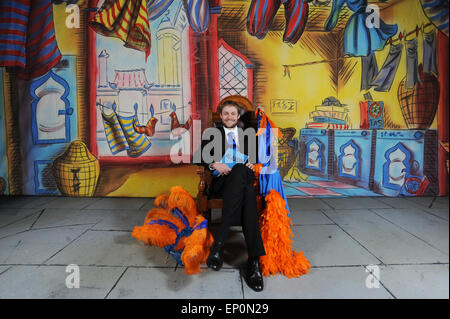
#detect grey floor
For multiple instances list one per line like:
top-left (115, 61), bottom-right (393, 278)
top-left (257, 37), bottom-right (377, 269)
top-left (0, 195), bottom-right (448, 299)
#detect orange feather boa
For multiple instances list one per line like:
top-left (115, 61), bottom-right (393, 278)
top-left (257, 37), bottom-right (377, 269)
top-left (132, 186), bottom-right (214, 275)
top-left (254, 163), bottom-right (310, 277)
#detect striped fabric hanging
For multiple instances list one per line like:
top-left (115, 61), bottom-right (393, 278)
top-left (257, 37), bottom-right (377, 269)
top-left (101, 103), bottom-right (152, 157)
top-left (420, 0), bottom-right (449, 37)
top-left (147, 0), bottom-right (175, 21)
top-left (0, 0), bottom-right (62, 80)
top-left (89, 0), bottom-right (152, 60)
top-left (182, 0), bottom-right (210, 33)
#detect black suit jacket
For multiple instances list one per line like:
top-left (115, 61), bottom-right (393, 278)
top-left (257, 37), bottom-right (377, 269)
top-left (199, 125), bottom-right (259, 196)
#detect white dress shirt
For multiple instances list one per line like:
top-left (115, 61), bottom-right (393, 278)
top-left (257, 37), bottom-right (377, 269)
top-left (223, 125), bottom-right (239, 147)
top-left (209, 125), bottom-right (239, 171)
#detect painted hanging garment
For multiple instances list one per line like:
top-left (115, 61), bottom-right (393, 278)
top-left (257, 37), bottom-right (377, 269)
top-left (0, 0), bottom-right (62, 80)
top-left (89, 0), bottom-right (151, 60)
top-left (420, 0), bottom-right (449, 37)
top-left (423, 29), bottom-right (439, 75)
top-left (100, 103), bottom-right (153, 157)
top-left (405, 38), bottom-right (420, 89)
top-left (132, 186), bottom-right (214, 274)
top-left (182, 0), bottom-right (210, 33)
top-left (147, 0), bottom-right (175, 20)
top-left (246, 0), bottom-right (309, 44)
top-left (369, 43), bottom-right (403, 92)
top-left (325, 0), bottom-right (398, 56)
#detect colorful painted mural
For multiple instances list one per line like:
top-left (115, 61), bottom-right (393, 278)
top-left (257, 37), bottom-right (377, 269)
top-left (0, 0), bottom-right (448, 198)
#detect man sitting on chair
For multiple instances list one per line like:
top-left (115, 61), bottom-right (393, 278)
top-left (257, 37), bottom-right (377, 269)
top-left (200, 97), bottom-right (265, 292)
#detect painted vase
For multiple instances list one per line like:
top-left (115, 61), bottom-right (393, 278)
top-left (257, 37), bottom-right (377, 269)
top-left (397, 65), bottom-right (440, 129)
top-left (52, 140), bottom-right (100, 197)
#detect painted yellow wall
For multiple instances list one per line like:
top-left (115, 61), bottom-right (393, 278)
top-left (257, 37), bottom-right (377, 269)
top-left (242, 0), bottom-right (437, 131)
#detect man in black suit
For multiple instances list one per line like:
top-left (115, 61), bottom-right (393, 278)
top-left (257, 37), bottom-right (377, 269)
top-left (200, 99), bottom-right (265, 292)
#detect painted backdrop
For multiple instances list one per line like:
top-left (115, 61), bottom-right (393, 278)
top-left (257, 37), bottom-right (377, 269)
top-left (0, 0), bottom-right (448, 198)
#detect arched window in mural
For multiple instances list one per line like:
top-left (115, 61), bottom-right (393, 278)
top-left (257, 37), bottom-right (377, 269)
top-left (338, 140), bottom-right (361, 179)
top-left (382, 142), bottom-right (412, 190)
top-left (305, 138), bottom-right (322, 171)
top-left (218, 39), bottom-right (253, 101)
top-left (30, 71), bottom-right (72, 144)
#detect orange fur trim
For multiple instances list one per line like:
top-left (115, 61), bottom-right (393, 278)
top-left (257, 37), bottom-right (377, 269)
top-left (154, 194), bottom-right (169, 209)
top-left (132, 224), bottom-right (177, 248)
top-left (259, 189), bottom-right (311, 278)
top-left (167, 186), bottom-right (198, 225)
top-left (181, 215), bottom-right (215, 274)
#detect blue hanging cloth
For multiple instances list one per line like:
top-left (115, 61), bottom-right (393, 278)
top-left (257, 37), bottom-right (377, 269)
top-left (257, 110), bottom-right (291, 215)
top-left (325, 0), bottom-right (398, 57)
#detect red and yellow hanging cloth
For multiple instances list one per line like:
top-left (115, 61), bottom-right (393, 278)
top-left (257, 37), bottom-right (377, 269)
top-left (89, 0), bottom-right (151, 61)
top-left (0, 0), bottom-right (62, 80)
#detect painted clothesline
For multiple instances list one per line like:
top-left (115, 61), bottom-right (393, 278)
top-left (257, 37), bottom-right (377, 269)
top-left (282, 22), bottom-right (435, 78)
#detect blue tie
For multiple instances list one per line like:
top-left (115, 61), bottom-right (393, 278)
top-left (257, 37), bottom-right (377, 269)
top-left (227, 131), bottom-right (237, 162)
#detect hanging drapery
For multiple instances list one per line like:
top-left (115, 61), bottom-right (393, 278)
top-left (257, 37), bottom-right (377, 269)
top-left (182, 0), bottom-right (210, 33)
top-left (147, 0), bottom-right (175, 20)
top-left (324, 0), bottom-right (398, 57)
top-left (405, 38), bottom-right (420, 89)
top-left (89, 0), bottom-right (152, 61)
top-left (419, 0), bottom-right (449, 37)
top-left (361, 52), bottom-right (379, 91)
top-left (423, 29), bottom-right (439, 75)
top-left (246, 0), bottom-right (309, 44)
top-left (0, 0), bottom-right (62, 80)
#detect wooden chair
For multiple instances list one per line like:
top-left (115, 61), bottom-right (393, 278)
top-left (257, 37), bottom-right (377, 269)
top-left (196, 97), bottom-right (257, 223)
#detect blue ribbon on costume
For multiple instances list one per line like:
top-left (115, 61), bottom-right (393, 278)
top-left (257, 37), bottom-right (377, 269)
top-left (256, 111), bottom-right (291, 215)
top-left (146, 208), bottom-right (209, 266)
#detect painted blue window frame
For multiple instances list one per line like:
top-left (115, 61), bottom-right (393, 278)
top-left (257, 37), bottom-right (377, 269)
top-left (30, 71), bottom-right (72, 145)
top-left (305, 137), bottom-right (323, 171)
top-left (338, 139), bottom-right (361, 180)
top-left (382, 142), bottom-right (412, 190)
top-left (33, 160), bottom-right (59, 195)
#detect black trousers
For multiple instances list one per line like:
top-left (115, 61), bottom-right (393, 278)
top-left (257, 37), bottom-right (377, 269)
top-left (209, 164), bottom-right (266, 258)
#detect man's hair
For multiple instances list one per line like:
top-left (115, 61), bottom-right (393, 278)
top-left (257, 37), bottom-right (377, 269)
top-left (219, 101), bottom-right (243, 115)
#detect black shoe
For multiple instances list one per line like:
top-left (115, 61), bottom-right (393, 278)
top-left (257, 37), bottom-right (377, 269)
top-left (206, 241), bottom-right (225, 271)
top-left (245, 257), bottom-right (264, 292)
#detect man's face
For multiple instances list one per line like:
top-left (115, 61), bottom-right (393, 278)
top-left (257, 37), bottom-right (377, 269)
top-left (220, 104), bottom-right (240, 128)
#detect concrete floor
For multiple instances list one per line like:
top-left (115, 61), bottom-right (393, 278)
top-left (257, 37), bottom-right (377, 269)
top-left (0, 195), bottom-right (448, 299)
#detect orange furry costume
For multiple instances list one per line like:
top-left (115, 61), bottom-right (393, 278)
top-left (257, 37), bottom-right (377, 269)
top-left (132, 186), bottom-right (214, 275)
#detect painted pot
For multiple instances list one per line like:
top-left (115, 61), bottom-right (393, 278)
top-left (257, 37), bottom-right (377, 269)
top-left (52, 140), bottom-right (100, 197)
top-left (397, 65), bottom-right (440, 129)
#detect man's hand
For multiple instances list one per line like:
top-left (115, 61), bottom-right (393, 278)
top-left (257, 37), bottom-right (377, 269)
top-left (245, 162), bottom-right (255, 171)
top-left (211, 163), bottom-right (231, 176)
